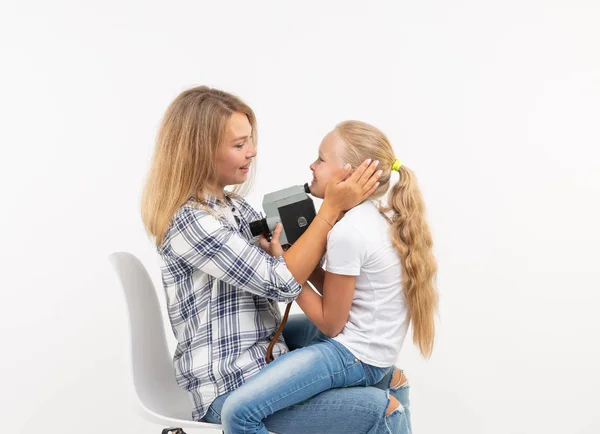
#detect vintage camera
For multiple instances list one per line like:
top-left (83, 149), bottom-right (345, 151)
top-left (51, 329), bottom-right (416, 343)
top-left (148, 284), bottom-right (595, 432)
top-left (249, 183), bottom-right (316, 245)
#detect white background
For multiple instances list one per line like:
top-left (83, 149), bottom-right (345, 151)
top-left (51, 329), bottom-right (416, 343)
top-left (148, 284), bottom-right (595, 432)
top-left (1, 1), bottom-right (599, 433)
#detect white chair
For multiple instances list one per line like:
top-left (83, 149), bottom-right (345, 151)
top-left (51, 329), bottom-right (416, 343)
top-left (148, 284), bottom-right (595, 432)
top-left (108, 251), bottom-right (224, 433)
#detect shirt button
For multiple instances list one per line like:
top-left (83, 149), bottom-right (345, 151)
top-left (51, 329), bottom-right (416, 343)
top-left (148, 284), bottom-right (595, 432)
top-left (354, 358), bottom-right (358, 362)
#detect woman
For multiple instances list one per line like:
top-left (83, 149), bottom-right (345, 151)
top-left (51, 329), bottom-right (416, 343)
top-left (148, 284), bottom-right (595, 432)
top-left (141, 86), bottom-right (409, 433)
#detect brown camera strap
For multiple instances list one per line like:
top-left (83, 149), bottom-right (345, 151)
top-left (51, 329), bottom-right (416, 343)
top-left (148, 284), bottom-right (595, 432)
top-left (265, 302), bottom-right (293, 363)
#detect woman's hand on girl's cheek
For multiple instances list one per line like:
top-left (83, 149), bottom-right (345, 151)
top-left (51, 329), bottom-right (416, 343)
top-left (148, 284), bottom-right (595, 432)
top-left (323, 159), bottom-right (381, 213)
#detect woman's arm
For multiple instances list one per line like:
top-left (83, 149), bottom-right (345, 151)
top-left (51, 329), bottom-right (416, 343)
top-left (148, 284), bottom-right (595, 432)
top-left (295, 271), bottom-right (355, 337)
top-left (164, 207), bottom-right (302, 303)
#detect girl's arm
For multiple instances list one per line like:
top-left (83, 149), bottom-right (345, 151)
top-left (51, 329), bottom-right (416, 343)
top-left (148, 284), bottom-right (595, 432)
top-left (295, 271), bottom-right (355, 337)
top-left (308, 262), bottom-right (326, 295)
top-left (298, 210), bottom-right (367, 336)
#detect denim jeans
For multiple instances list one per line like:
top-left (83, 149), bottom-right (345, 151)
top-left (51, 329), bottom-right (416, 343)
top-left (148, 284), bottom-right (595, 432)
top-left (203, 315), bottom-right (411, 434)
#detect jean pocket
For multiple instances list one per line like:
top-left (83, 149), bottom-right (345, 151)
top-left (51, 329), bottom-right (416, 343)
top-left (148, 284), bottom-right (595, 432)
top-left (373, 365), bottom-right (393, 385)
top-left (343, 358), bottom-right (368, 387)
top-left (345, 375), bottom-right (366, 387)
top-left (360, 362), bottom-right (392, 387)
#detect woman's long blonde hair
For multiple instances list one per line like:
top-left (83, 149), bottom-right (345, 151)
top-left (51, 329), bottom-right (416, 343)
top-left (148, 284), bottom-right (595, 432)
top-left (335, 120), bottom-right (438, 358)
top-left (141, 86), bottom-right (257, 247)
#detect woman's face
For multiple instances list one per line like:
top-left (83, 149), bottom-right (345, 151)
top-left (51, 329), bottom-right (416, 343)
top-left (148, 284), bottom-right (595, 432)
top-left (309, 130), bottom-right (347, 199)
top-left (215, 112), bottom-right (256, 189)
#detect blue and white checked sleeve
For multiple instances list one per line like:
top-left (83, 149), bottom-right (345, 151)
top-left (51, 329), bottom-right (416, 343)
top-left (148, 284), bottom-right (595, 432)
top-left (166, 207), bottom-right (301, 303)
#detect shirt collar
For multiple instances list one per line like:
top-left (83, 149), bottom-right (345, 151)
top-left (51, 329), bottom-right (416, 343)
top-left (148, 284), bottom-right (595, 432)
top-left (190, 192), bottom-right (234, 210)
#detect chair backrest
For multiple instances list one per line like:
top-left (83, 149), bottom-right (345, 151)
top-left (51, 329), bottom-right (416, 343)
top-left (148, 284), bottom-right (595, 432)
top-left (109, 252), bottom-right (193, 420)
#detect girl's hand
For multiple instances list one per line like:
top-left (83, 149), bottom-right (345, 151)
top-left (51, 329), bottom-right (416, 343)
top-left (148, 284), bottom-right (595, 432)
top-left (323, 159), bottom-right (382, 215)
top-left (258, 223), bottom-right (284, 257)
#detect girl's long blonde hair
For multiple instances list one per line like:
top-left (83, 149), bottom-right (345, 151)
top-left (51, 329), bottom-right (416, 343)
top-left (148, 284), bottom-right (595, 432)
top-left (141, 86), bottom-right (257, 247)
top-left (335, 120), bottom-right (438, 358)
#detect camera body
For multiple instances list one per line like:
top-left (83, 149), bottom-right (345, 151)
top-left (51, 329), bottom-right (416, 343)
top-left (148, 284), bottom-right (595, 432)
top-left (249, 183), bottom-right (316, 245)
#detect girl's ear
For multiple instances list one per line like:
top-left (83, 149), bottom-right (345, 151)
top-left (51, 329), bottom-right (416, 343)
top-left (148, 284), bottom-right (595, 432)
top-left (332, 164), bottom-right (353, 183)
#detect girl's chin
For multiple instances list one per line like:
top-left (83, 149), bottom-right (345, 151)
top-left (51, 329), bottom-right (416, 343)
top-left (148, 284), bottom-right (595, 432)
top-left (309, 188), bottom-right (324, 199)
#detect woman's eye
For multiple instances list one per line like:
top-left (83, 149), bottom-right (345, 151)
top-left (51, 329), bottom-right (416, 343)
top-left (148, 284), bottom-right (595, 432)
top-left (235, 143), bottom-right (244, 149)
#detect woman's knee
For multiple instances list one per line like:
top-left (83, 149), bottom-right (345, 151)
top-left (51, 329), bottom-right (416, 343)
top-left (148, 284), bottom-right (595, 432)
top-left (221, 396), bottom-right (258, 432)
top-left (385, 396), bottom-right (400, 416)
top-left (391, 368), bottom-right (408, 389)
top-left (221, 393), bottom-right (248, 426)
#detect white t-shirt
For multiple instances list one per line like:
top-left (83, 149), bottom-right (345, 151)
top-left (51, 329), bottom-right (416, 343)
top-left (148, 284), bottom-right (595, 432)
top-left (326, 200), bottom-right (409, 367)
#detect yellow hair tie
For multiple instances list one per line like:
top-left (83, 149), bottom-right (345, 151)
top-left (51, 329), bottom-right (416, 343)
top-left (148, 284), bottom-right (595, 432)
top-left (391, 158), bottom-right (402, 172)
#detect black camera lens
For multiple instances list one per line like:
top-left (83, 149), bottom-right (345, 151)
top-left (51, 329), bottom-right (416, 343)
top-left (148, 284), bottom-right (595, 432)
top-left (249, 218), bottom-right (269, 237)
top-left (304, 183), bottom-right (311, 194)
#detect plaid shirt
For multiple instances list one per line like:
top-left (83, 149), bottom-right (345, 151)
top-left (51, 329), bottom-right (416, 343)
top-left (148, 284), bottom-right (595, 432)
top-left (157, 194), bottom-right (302, 421)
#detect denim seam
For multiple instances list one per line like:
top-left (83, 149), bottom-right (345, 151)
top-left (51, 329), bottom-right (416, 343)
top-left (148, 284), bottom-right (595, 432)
top-left (362, 362), bottom-right (373, 385)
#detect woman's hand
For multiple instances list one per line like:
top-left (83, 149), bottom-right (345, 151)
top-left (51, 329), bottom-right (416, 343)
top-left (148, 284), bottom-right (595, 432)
top-left (258, 223), bottom-right (284, 258)
top-left (322, 159), bottom-right (382, 218)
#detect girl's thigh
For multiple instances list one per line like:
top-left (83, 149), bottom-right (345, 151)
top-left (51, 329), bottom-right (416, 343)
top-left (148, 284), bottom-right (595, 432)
top-left (282, 313), bottom-right (319, 350)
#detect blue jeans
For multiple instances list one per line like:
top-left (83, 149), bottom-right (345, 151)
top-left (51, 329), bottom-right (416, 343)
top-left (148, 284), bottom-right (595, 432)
top-left (203, 315), bottom-right (412, 434)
